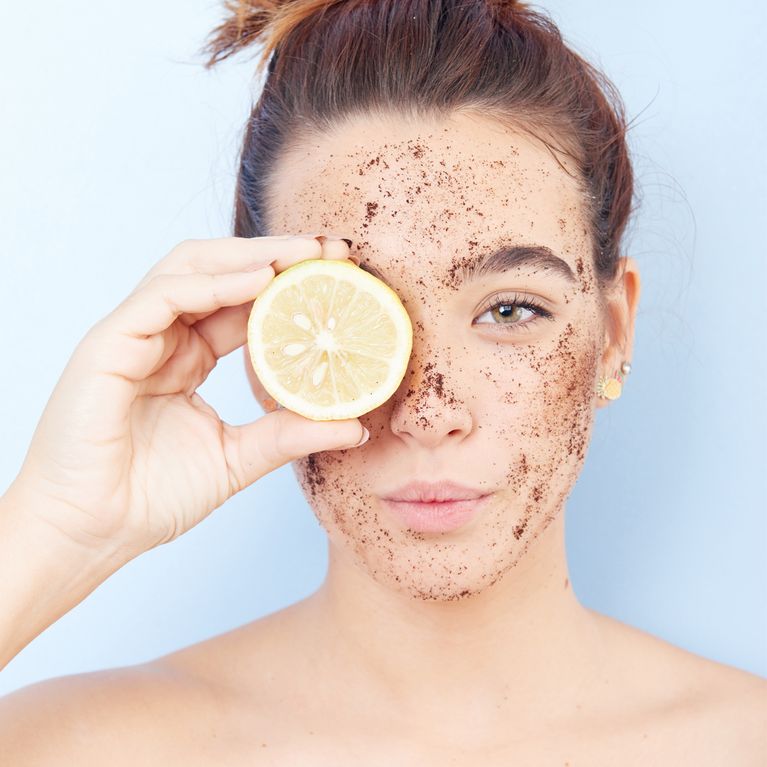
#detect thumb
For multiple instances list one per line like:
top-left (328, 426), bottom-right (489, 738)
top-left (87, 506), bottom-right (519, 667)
top-left (222, 408), bottom-right (369, 492)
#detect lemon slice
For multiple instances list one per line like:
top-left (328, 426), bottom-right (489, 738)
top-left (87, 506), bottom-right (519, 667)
top-left (247, 258), bottom-right (413, 421)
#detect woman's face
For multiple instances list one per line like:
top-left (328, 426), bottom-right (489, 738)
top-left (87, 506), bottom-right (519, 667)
top-left (260, 111), bottom-right (610, 601)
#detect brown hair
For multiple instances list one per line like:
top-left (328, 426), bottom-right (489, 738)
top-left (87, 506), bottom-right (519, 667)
top-left (199, 0), bottom-right (634, 287)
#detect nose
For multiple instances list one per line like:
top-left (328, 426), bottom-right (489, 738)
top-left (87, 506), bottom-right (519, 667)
top-left (388, 351), bottom-right (473, 448)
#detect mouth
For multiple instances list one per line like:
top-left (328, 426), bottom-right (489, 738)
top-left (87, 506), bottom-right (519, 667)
top-left (383, 479), bottom-right (488, 503)
top-left (380, 494), bottom-right (493, 534)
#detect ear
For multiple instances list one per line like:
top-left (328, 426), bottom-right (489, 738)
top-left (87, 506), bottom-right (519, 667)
top-left (242, 345), bottom-right (280, 414)
top-left (596, 256), bottom-right (641, 410)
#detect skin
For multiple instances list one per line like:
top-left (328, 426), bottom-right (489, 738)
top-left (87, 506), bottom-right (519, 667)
top-left (246, 110), bottom-right (644, 740)
top-left (230, 114), bottom-right (760, 753)
top-left (5, 111), bottom-right (763, 766)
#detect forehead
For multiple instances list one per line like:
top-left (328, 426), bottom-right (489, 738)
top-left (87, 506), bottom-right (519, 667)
top-left (267, 111), bottom-right (589, 269)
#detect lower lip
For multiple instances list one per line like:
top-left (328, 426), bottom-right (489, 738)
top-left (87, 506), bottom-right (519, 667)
top-left (381, 495), bottom-right (492, 533)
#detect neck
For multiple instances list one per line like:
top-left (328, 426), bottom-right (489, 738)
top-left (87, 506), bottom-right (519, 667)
top-left (304, 510), bottom-right (607, 742)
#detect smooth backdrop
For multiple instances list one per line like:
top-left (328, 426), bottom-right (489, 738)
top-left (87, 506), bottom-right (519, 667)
top-left (1, 0), bottom-right (765, 694)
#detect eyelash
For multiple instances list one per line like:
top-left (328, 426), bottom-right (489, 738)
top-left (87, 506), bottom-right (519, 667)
top-left (473, 292), bottom-right (555, 333)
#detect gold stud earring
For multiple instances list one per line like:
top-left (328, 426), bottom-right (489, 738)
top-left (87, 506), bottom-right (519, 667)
top-left (597, 361), bottom-right (632, 400)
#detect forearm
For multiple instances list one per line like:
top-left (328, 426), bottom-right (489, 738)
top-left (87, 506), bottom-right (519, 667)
top-left (0, 483), bottom-right (136, 671)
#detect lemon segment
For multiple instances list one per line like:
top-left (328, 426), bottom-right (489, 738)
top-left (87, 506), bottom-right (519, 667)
top-left (247, 259), bottom-right (413, 421)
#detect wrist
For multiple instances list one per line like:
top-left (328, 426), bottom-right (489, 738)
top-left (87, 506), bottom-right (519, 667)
top-left (3, 476), bottom-right (146, 565)
top-left (0, 481), bottom-right (138, 670)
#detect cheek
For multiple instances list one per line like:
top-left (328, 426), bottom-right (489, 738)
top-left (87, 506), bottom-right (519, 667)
top-left (476, 321), bottom-right (598, 433)
top-left (292, 450), bottom-right (375, 533)
top-left (474, 321), bottom-right (599, 523)
top-left (537, 322), bottom-right (601, 464)
top-left (293, 452), bottom-right (342, 512)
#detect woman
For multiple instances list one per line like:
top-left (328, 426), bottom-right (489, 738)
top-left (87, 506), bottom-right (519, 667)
top-left (1, 0), bottom-right (764, 762)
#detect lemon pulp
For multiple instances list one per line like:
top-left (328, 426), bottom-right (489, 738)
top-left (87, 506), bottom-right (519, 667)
top-left (247, 259), bottom-right (413, 421)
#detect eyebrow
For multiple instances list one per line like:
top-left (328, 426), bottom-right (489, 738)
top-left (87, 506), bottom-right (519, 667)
top-left (359, 244), bottom-right (577, 285)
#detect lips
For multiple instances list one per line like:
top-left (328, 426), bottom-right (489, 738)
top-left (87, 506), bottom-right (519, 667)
top-left (383, 479), bottom-right (488, 503)
top-left (381, 495), bottom-right (492, 534)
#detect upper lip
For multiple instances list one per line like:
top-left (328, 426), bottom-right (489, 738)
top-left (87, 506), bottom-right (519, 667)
top-left (383, 480), bottom-right (489, 503)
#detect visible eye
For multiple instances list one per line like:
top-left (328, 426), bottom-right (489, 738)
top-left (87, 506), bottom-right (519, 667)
top-left (473, 292), bottom-right (554, 333)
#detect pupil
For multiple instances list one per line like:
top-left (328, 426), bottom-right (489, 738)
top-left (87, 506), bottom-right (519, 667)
top-left (493, 304), bottom-right (519, 322)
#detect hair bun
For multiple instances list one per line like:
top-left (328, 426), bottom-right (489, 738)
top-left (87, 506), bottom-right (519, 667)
top-left (200, 0), bottom-right (285, 70)
top-left (201, 0), bottom-right (532, 72)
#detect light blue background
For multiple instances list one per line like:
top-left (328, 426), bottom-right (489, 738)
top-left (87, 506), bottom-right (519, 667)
top-left (1, 1), bottom-right (764, 695)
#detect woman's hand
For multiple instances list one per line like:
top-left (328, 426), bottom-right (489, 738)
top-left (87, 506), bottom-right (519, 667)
top-left (7, 235), bottom-right (368, 559)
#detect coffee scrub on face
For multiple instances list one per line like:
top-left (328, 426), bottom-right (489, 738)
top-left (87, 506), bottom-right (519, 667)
top-left (259, 118), bottom-right (603, 601)
top-left (203, 0), bottom-right (636, 612)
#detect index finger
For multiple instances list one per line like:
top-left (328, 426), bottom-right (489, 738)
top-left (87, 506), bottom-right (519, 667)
top-left (137, 235), bottom-right (326, 291)
top-left (136, 234), bottom-right (357, 327)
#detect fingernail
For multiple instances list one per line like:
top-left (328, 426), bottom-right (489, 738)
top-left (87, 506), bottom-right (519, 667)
top-left (348, 426), bottom-right (369, 448)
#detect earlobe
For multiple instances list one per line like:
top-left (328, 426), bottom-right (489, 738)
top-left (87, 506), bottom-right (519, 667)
top-left (596, 361), bottom-right (632, 403)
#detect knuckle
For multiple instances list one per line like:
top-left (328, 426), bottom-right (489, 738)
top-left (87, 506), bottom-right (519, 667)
top-left (165, 239), bottom-right (200, 268)
top-left (258, 412), bottom-right (286, 467)
top-left (80, 322), bottom-right (107, 351)
top-left (209, 274), bottom-right (224, 306)
top-left (208, 272), bottom-right (230, 305)
top-left (145, 273), bottom-right (181, 310)
top-left (304, 238), bottom-right (324, 258)
top-left (145, 272), bottom-right (178, 295)
top-left (170, 238), bottom-right (199, 256)
top-left (271, 410), bottom-right (298, 460)
top-left (289, 237), bottom-right (323, 259)
top-left (152, 272), bottom-right (177, 286)
top-left (131, 271), bottom-right (171, 297)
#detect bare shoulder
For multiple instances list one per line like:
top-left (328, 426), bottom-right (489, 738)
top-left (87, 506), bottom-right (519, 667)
top-left (591, 610), bottom-right (767, 764)
top-left (687, 655), bottom-right (767, 763)
top-left (682, 653), bottom-right (767, 764)
top-left (0, 602), bottom-right (314, 765)
top-left (0, 661), bottom-right (222, 766)
top-left (0, 609), bottom-right (303, 767)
